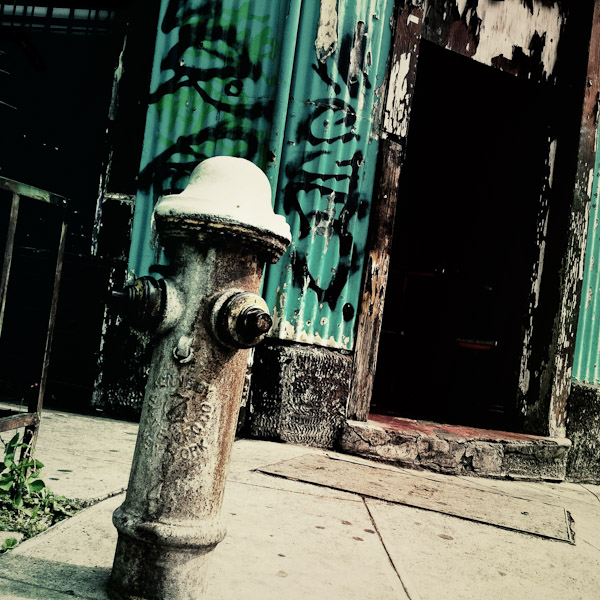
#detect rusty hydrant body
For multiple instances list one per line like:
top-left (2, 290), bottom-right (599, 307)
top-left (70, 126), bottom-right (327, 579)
top-left (109, 157), bottom-right (290, 600)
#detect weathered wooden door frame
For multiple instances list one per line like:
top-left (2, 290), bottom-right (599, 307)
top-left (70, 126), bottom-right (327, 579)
top-left (349, 0), bottom-right (425, 421)
top-left (349, 0), bottom-right (600, 439)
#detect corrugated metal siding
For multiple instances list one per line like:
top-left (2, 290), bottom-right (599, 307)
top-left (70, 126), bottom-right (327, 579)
top-left (263, 0), bottom-right (394, 350)
top-left (128, 0), bottom-right (394, 351)
top-left (573, 137), bottom-right (600, 383)
top-left (129, 0), bottom-right (288, 276)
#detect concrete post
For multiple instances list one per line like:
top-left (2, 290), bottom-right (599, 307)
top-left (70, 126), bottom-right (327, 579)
top-left (108, 157), bottom-right (291, 600)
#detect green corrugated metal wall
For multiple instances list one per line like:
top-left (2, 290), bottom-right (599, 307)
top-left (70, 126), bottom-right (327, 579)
top-left (128, 0), bottom-right (394, 351)
top-left (573, 122), bottom-right (600, 383)
top-left (129, 0), bottom-right (288, 274)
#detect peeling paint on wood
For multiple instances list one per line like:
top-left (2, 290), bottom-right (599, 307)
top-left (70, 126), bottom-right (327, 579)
top-left (423, 0), bottom-right (567, 82)
top-left (91, 33), bottom-right (128, 258)
top-left (550, 191), bottom-right (592, 437)
top-left (471, 1), bottom-right (563, 79)
top-left (549, 2), bottom-right (600, 438)
top-left (384, 52), bottom-right (412, 137)
top-left (518, 138), bottom-right (554, 397)
top-left (382, 2), bottom-right (423, 138)
top-left (351, 1), bottom-right (424, 420)
top-left (350, 137), bottom-right (405, 420)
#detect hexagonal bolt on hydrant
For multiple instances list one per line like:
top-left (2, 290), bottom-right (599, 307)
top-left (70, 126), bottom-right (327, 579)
top-left (108, 157), bottom-right (291, 600)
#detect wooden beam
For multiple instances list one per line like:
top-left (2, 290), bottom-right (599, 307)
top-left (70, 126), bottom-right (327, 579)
top-left (0, 412), bottom-right (39, 433)
top-left (349, 1), bottom-right (424, 420)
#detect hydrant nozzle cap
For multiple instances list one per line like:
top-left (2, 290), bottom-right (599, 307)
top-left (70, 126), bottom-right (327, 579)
top-left (154, 157), bottom-right (292, 251)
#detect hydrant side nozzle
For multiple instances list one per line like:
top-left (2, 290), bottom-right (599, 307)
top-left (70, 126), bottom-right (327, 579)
top-left (112, 276), bottom-right (183, 332)
top-left (128, 276), bottom-right (166, 330)
top-left (209, 289), bottom-right (272, 349)
top-left (241, 306), bottom-right (273, 336)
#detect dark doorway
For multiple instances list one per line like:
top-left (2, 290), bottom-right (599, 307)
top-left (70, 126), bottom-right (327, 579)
top-left (371, 41), bottom-right (557, 430)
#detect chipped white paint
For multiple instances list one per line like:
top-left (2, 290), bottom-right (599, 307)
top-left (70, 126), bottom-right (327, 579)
top-left (518, 139), bottom-right (557, 396)
top-left (518, 324), bottom-right (532, 395)
top-left (407, 14), bottom-right (420, 26)
top-left (466, 7), bottom-right (476, 27)
top-left (315, 0), bottom-right (338, 63)
top-left (588, 167), bottom-right (594, 200)
top-left (383, 52), bottom-right (411, 137)
top-left (580, 200), bottom-right (591, 281)
top-left (548, 140), bottom-right (558, 187)
top-left (455, 0), bottom-right (468, 19)
top-left (270, 305), bottom-right (351, 349)
top-left (550, 197), bottom-right (591, 437)
top-left (470, 0), bottom-right (564, 79)
top-left (533, 216), bottom-right (549, 309)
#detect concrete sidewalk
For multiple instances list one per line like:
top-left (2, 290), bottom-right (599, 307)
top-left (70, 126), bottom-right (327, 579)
top-left (1, 407), bottom-right (599, 599)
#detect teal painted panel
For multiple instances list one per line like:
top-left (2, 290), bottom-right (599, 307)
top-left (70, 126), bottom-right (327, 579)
top-left (573, 130), bottom-right (600, 383)
top-left (128, 0), bottom-right (287, 277)
top-left (128, 0), bottom-right (394, 352)
top-left (263, 0), bottom-right (394, 350)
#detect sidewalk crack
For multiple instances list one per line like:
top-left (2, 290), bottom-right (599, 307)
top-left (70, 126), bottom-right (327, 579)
top-left (582, 538), bottom-right (600, 555)
top-left (579, 483), bottom-right (600, 504)
top-left (362, 497), bottom-right (423, 600)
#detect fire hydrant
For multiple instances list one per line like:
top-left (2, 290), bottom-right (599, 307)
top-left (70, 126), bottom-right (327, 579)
top-left (108, 157), bottom-right (291, 600)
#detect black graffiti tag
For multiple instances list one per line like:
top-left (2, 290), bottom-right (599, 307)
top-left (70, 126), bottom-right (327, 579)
top-left (138, 0), bottom-right (275, 196)
top-left (283, 94), bottom-right (368, 311)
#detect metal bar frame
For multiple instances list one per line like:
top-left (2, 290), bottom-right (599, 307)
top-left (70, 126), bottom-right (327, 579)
top-left (0, 177), bottom-right (67, 454)
top-left (0, 193), bottom-right (20, 338)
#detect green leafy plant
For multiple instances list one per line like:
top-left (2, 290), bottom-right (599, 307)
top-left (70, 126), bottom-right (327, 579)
top-left (0, 433), bottom-right (45, 510)
top-left (1, 537), bottom-right (18, 551)
top-left (0, 433), bottom-right (82, 551)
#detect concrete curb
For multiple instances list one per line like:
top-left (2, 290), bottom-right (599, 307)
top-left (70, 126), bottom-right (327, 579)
top-left (341, 419), bottom-right (571, 480)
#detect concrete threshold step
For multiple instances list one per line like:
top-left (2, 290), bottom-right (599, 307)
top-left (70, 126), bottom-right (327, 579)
top-left (340, 414), bottom-right (571, 481)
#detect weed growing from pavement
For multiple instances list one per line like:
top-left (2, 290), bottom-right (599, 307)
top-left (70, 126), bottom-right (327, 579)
top-left (0, 433), bottom-right (82, 551)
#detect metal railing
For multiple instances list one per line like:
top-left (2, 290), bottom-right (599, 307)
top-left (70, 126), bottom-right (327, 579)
top-left (0, 176), bottom-right (67, 452)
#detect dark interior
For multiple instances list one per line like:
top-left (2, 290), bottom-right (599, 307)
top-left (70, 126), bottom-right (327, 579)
top-left (371, 40), bottom-right (556, 430)
top-left (0, 3), bottom-right (157, 411)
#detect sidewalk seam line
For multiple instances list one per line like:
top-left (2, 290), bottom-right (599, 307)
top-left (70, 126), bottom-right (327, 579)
top-left (582, 538), bottom-right (600, 555)
top-left (0, 573), bottom-right (100, 599)
top-left (231, 475), bottom-right (362, 502)
top-left (579, 483), bottom-right (600, 504)
top-left (362, 497), bottom-right (423, 600)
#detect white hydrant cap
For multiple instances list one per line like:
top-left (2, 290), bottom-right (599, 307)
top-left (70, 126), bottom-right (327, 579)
top-left (155, 156), bottom-right (292, 243)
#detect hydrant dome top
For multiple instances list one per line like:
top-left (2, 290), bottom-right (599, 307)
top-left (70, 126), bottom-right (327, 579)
top-left (155, 156), bottom-right (291, 242)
